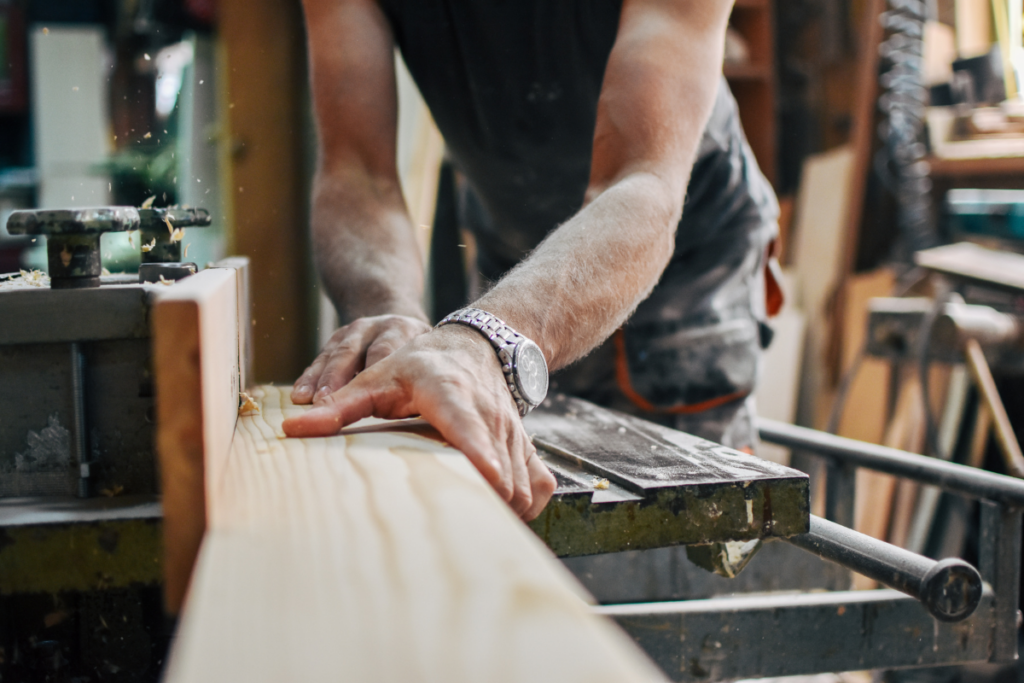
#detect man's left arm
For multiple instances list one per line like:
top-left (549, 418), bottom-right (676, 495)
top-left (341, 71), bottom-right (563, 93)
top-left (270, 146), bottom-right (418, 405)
top-left (283, 0), bottom-right (734, 521)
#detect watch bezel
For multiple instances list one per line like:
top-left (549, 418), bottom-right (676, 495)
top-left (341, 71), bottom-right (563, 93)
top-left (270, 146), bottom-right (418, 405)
top-left (511, 339), bottom-right (548, 407)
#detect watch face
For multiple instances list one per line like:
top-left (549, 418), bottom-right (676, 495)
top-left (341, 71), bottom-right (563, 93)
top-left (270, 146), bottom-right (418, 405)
top-left (513, 341), bottom-right (548, 406)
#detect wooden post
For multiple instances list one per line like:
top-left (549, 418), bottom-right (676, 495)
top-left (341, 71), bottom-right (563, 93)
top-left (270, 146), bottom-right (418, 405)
top-left (219, 0), bottom-right (312, 384)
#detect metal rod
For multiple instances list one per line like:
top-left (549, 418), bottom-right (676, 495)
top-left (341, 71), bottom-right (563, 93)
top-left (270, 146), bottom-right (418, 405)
top-left (759, 418), bottom-right (1024, 508)
top-left (964, 338), bottom-right (1024, 479)
top-left (70, 342), bottom-right (90, 498)
top-left (786, 515), bottom-right (983, 622)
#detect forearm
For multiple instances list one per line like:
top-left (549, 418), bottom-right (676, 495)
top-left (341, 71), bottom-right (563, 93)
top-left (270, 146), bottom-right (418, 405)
top-left (476, 0), bottom-right (728, 370)
top-left (311, 169), bottom-right (427, 324)
top-left (475, 172), bottom-right (680, 370)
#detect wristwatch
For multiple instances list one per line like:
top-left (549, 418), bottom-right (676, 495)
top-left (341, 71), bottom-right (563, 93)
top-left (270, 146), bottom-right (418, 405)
top-left (437, 307), bottom-right (549, 416)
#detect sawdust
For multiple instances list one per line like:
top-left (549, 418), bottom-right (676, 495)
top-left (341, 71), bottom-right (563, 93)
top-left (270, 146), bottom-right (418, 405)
top-left (170, 227), bottom-right (185, 243)
top-left (128, 231), bottom-right (136, 248)
top-left (141, 238), bottom-right (156, 252)
top-left (163, 215), bottom-right (174, 235)
top-left (59, 245), bottom-right (71, 267)
top-left (100, 485), bottom-right (124, 498)
top-left (594, 478), bottom-right (610, 490)
top-left (17, 269), bottom-right (49, 287)
top-left (238, 391), bottom-right (260, 415)
top-left (157, 274), bottom-right (174, 286)
top-left (141, 195), bottom-right (156, 209)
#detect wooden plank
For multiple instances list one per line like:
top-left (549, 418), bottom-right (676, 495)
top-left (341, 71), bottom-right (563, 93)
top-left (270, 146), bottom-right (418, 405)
top-left (163, 386), bottom-right (665, 683)
top-left (219, 0), bottom-right (311, 383)
top-left (152, 267), bottom-right (241, 614)
top-left (214, 256), bottom-right (254, 392)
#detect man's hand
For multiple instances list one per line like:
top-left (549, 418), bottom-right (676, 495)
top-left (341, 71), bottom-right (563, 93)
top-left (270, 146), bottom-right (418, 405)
top-left (291, 314), bottom-right (431, 404)
top-left (283, 325), bottom-right (557, 521)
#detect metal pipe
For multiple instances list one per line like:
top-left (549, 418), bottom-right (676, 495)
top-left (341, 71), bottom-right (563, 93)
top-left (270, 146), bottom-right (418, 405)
top-left (70, 342), bottom-right (90, 498)
top-left (759, 418), bottom-right (1024, 508)
top-left (786, 516), bottom-right (983, 622)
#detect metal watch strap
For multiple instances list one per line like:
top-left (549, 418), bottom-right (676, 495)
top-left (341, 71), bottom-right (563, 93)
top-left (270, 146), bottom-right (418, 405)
top-left (436, 307), bottom-right (535, 416)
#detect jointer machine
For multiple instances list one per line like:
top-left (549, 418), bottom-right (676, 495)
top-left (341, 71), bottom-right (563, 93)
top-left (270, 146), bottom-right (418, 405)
top-left (1, 207), bottom-right (1022, 681)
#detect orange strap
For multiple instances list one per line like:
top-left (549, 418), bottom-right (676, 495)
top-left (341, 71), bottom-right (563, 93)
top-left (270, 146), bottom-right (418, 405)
top-left (614, 330), bottom-right (749, 415)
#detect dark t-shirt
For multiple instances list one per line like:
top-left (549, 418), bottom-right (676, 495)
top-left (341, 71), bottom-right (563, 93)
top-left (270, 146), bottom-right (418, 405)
top-left (380, 0), bottom-right (778, 410)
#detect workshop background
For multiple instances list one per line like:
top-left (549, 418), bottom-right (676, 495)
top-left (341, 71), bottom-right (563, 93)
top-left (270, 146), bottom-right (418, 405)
top-left (2, 0), bottom-right (1024, 681)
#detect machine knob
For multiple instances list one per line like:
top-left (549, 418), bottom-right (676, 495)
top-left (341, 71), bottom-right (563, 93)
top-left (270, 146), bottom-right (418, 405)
top-left (7, 207), bottom-right (140, 289)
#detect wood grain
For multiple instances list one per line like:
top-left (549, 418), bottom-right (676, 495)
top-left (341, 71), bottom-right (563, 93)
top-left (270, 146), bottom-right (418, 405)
top-left (163, 386), bottom-right (664, 683)
top-left (153, 267), bottom-right (241, 614)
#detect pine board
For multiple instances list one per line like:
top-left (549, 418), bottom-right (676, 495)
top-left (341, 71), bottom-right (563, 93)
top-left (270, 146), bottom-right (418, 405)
top-left (163, 386), bottom-right (664, 683)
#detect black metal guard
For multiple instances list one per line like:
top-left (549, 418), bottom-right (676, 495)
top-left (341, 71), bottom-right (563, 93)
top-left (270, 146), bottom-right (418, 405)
top-left (761, 417), bottom-right (1023, 660)
top-left (786, 516), bottom-right (983, 622)
top-left (759, 418), bottom-right (1024, 507)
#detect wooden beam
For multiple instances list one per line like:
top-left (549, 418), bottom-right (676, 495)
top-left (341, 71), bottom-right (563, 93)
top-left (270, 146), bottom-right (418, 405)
top-left (152, 265), bottom-right (243, 614)
top-left (219, 0), bottom-right (311, 384)
top-left (162, 386), bottom-right (665, 682)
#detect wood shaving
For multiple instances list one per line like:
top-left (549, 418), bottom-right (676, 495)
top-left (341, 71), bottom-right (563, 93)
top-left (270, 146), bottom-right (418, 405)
top-left (17, 269), bottom-right (49, 287)
top-left (141, 195), bottom-right (155, 209)
top-left (128, 231), bottom-right (136, 248)
top-left (143, 132), bottom-right (152, 139)
top-left (157, 274), bottom-right (174, 286)
top-left (238, 391), bottom-right (260, 415)
top-left (163, 215), bottom-right (174, 235)
top-left (170, 227), bottom-right (185, 243)
top-left (101, 267), bottom-right (111, 276)
top-left (141, 238), bottom-right (156, 252)
top-left (183, 243), bottom-right (190, 258)
top-left (594, 478), bottom-right (610, 490)
top-left (59, 245), bottom-right (72, 267)
top-left (100, 485), bottom-right (124, 497)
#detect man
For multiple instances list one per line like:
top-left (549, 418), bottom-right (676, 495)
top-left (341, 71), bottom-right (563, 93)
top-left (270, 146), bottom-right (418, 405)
top-left (283, 0), bottom-right (778, 524)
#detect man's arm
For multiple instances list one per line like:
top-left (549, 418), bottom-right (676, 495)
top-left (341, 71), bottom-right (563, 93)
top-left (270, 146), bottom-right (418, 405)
top-left (285, 0), bottom-right (734, 520)
top-left (291, 0), bottom-right (431, 404)
top-left (477, 0), bottom-right (733, 369)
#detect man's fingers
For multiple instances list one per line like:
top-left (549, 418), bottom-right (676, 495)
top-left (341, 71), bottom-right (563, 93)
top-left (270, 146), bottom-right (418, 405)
top-left (291, 353), bottom-right (330, 404)
top-left (522, 450), bottom-right (557, 521)
top-left (282, 381), bottom-right (379, 438)
top-left (422, 400), bottom-right (509, 500)
top-left (506, 424), bottom-right (533, 516)
top-left (313, 341), bottom-right (367, 403)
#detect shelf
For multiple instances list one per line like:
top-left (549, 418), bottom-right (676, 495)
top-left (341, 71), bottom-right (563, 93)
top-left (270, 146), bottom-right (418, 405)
top-left (927, 155), bottom-right (1024, 177)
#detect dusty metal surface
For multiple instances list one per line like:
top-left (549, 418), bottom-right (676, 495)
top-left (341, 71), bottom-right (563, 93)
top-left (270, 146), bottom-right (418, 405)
top-left (0, 338), bottom-right (158, 497)
top-left (0, 280), bottom-right (158, 344)
top-left (0, 495), bottom-right (162, 595)
top-left (526, 395), bottom-right (810, 556)
top-left (600, 588), bottom-right (995, 681)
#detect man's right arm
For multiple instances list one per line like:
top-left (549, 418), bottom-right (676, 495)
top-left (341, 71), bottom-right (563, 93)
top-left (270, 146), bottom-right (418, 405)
top-left (293, 0), bottom-right (431, 404)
